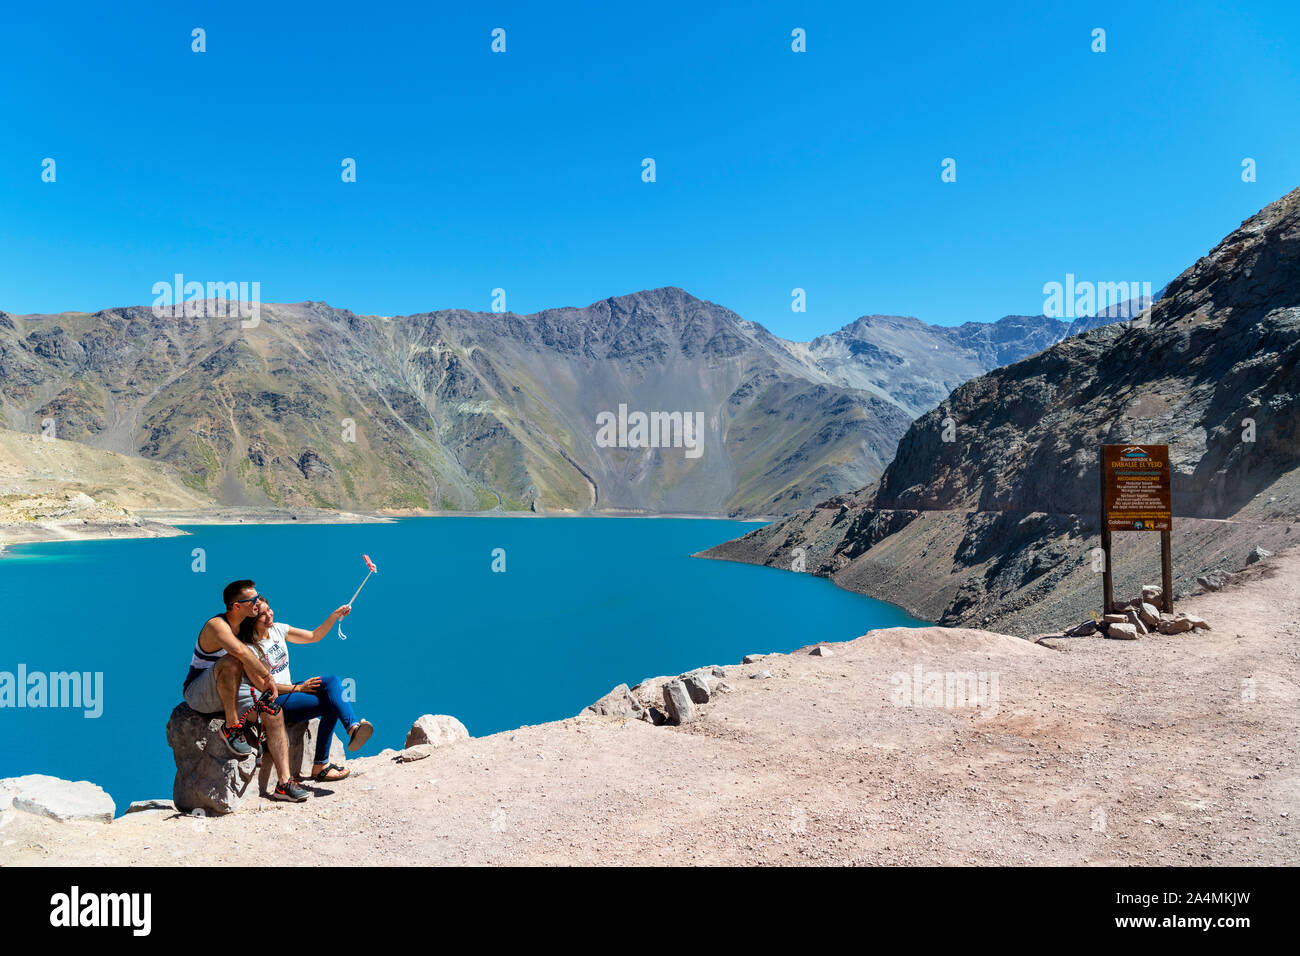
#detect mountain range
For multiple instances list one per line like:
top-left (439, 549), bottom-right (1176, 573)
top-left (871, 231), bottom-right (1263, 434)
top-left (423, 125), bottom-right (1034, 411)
top-left (702, 186), bottom-right (1300, 631)
top-left (0, 291), bottom-right (1133, 517)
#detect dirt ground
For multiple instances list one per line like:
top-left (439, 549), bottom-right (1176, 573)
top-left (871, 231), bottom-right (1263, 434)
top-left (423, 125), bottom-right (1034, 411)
top-left (2, 549), bottom-right (1296, 866)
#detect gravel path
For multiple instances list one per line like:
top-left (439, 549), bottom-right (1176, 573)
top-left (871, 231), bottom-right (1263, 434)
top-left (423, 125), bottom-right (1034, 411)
top-left (3, 550), bottom-right (1296, 866)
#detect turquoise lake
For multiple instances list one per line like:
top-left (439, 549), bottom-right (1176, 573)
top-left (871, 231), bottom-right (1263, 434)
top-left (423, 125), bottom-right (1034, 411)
top-left (0, 517), bottom-right (923, 811)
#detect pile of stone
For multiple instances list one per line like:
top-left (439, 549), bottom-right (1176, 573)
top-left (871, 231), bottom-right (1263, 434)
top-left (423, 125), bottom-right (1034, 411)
top-left (580, 665), bottom-right (733, 727)
top-left (1062, 585), bottom-right (1211, 640)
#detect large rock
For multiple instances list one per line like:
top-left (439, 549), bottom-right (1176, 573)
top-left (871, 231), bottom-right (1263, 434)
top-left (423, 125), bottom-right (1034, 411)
top-left (581, 683), bottom-right (645, 719)
top-left (405, 714), bottom-right (470, 749)
top-left (166, 703), bottom-right (344, 814)
top-left (1247, 546), bottom-right (1273, 565)
top-left (1141, 585), bottom-right (1163, 603)
top-left (166, 702), bottom-right (257, 815)
top-left (1106, 623), bottom-right (1139, 640)
top-left (1157, 618), bottom-right (1194, 634)
top-left (1125, 609), bottom-right (1148, 634)
top-left (1138, 603), bottom-right (1161, 628)
top-left (0, 774), bottom-right (114, 823)
top-left (681, 673), bottom-right (711, 704)
top-left (662, 680), bottom-right (695, 724)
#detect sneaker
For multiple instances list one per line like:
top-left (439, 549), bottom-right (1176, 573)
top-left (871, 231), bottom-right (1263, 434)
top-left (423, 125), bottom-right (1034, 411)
top-left (219, 722), bottom-right (254, 757)
top-left (270, 779), bottom-right (309, 802)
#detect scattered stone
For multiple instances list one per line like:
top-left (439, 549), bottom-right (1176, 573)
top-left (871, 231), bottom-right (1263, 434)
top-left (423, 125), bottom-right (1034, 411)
top-left (1180, 613), bottom-right (1212, 630)
top-left (808, 645), bottom-right (834, 656)
top-left (711, 666), bottom-right (727, 677)
top-left (681, 673), bottom-right (711, 704)
top-left (713, 680), bottom-right (734, 695)
top-left (631, 677), bottom-right (671, 710)
top-left (1196, 570), bottom-right (1237, 592)
top-left (1157, 618), bottom-right (1194, 634)
top-left (1106, 623), bottom-right (1139, 640)
top-left (395, 746), bottom-right (432, 763)
top-left (1138, 603), bottom-right (1161, 628)
top-left (405, 714), bottom-right (470, 749)
top-left (1064, 620), bottom-right (1098, 637)
top-left (750, 670), bottom-right (773, 680)
top-left (1125, 610), bottom-right (1148, 635)
top-left (643, 706), bottom-right (668, 726)
top-left (581, 683), bottom-right (644, 719)
top-left (1247, 546), bottom-right (1272, 565)
top-left (1141, 585), bottom-right (1163, 603)
top-left (125, 799), bottom-right (173, 814)
top-left (1103, 614), bottom-right (1127, 625)
top-left (662, 681), bottom-right (695, 725)
top-left (742, 654), bottom-right (768, 664)
top-left (2, 774), bottom-right (115, 823)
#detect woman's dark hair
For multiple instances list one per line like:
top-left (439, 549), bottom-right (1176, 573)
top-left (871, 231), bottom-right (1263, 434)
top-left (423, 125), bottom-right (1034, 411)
top-left (237, 615), bottom-right (260, 644)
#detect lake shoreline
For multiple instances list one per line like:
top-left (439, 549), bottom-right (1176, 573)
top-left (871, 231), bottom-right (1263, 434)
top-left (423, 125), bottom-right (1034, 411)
top-left (1, 506), bottom-right (774, 556)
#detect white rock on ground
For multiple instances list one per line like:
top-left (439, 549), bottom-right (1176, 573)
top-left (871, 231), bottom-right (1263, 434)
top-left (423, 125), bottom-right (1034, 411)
top-left (125, 799), bottom-right (173, 814)
top-left (661, 680), bottom-right (695, 724)
top-left (681, 673), bottom-right (711, 704)
top-left (405, 714), bottom-right (470, 749)
top-left (809, 645), bottom-right (834, 656)
top-left (1107, 623), bottom-right (1139, 640)
top-left (581, 683), bottom-right (644, 718)
top-left (1, 774), bottom-right (114, 823)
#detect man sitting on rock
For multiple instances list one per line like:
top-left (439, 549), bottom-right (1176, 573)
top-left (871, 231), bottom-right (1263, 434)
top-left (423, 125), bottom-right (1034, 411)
top-left (181, 579), bottom-right (308, 803)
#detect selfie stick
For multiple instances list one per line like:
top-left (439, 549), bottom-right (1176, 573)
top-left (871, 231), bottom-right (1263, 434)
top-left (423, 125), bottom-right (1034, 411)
top-left (338, 553), bottom-right (377, 640)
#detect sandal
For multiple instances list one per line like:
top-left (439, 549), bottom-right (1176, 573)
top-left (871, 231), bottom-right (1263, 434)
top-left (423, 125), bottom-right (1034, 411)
top-left (313, 763), bottom-right (351, 782)
top-left (348, 719), bottom-right (373, 752)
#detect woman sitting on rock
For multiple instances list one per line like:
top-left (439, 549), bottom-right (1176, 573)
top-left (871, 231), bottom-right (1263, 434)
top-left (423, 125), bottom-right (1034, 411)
top-left (238, 601), bottom-right (374, 782)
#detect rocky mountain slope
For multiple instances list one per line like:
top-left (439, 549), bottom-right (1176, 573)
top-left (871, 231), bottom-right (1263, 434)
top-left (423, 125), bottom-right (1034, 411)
top-left (702, 187), bottom-right (1300, 632)
top-left (0, 428), bottom-right (210, 545)
top-left (0, 289), bottom-right (1127, 518)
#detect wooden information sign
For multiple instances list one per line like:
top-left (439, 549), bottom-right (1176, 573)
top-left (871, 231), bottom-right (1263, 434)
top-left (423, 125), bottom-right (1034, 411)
top-left (1100, 444), bottom-right (1174, 614)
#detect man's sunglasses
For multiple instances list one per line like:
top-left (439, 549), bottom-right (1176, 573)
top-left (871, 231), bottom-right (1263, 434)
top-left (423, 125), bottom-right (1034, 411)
top-left (233, 594), bottom-right (268, 608)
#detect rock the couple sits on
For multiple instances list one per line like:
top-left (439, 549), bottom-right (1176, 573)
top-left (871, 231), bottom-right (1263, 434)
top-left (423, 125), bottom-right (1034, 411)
top-left (166, 579), bottom-right (373, 815)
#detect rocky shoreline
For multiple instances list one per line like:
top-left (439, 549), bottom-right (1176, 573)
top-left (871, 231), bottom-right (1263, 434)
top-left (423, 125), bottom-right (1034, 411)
top-left (697, 503), bottom-right (1297, 636)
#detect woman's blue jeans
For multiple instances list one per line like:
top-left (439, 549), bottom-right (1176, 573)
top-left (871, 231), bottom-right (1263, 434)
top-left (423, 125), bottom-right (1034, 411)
top-left (276, 674), bottom-right (358, 765)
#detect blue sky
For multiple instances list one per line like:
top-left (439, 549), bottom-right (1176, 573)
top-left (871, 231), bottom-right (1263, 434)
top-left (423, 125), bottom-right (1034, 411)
top-left (1, 0), bottom-right (1297, 337)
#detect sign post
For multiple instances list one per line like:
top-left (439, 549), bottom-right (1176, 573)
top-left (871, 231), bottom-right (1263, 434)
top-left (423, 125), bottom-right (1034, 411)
top-left (1100, 444), bottom-right (1173, 614)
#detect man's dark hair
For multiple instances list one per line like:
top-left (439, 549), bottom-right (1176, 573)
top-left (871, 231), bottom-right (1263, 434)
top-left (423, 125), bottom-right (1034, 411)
top-left (223, 579), bottom-right (256, 609)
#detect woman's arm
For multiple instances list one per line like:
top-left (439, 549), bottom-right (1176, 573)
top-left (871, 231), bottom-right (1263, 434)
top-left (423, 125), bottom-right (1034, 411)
top-left (285, 605), bottom-right (352, 644)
